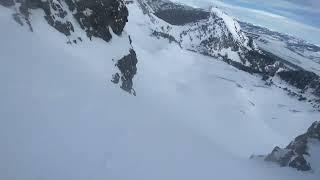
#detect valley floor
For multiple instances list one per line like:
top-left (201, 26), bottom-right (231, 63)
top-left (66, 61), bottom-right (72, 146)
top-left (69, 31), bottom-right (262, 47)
top-left (0, 3), bottom-right (319, 180)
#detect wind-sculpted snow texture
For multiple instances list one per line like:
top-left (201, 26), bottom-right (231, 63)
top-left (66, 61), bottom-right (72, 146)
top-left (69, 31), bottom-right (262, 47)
top-left (1, 0), bottom-right (137, 94)
top-left (252, 121), bottom-right (320, 172)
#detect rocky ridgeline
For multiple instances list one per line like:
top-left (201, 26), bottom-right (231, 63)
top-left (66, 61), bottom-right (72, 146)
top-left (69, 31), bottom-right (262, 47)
top-left (2, 0), bottom-right (128, 42)
top-left (0, 0), bottom-right (138, 95)
top-left (252, 121), bottom-right (320, 171)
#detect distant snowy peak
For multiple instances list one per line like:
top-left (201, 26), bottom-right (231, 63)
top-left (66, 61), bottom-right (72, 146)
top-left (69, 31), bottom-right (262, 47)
top-left (252, 121), bottom-right (320, 172)
top-left (138, 0), bottom-right (257, 63)
top-left (209, 7), bottom-right (249, 47)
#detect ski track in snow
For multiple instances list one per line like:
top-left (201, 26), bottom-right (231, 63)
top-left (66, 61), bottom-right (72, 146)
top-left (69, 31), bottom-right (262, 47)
top-left (0, 2), bottom-right (319, 180)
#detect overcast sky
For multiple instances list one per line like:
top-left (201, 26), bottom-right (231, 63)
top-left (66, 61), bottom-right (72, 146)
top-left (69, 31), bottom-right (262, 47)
top-left (172, 0), bottom-right (320, 45)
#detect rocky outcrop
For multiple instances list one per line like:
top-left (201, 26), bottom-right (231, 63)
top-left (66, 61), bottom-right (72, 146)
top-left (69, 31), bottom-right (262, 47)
top-left (152, 30), bottom-right (180, 45)
top-left (112, 49), bottom-right (138, 96)
top-left (155, 8), bottom-right (209, 25)
top-left (153, 2), bottom-right (210, 25)
top-left (4, 0), bottom-right (128, 42)
top-left (66, 0), bottom-right (128, 42)
top-left (252, 121), bottom-right (320, 171)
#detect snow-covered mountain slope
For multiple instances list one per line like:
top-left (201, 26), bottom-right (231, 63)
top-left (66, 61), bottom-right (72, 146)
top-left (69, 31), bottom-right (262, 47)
top-left (240, 22), bottom-right (320, 76)
top-left (252, 121), bottom-right (320, 172)
top-left (1, 0), bottom-right (138, 95)
top-left (136, 0), bottom-right (320, 109)
top-left (0, 0), bottom-right (320, 180)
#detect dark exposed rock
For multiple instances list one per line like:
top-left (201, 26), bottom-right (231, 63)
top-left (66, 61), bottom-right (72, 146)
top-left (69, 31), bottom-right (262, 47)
top-left (0, 0), bottom-right (14, 7)
top-left (152, 30), bottom-right (180, 45)
top-left (3, 0), bottom-right (128, 42)
top-left (24, 0), bottom-right (75, 36)
top-left (69, 0), bottom-right (128, 42)
top-left (278, 70), bottom-right (318, 89)
top-left (12, 13), bottom-right (24, 26)
top-left (278, 70), bottom-right (320, 97)
top-left (2, 0), bottom-right (138, 95)
top-left (264, 147), bottom-right (311, 171)
top-left (242, 50), bottom-right (277, 74)
top-left (253, 121), bottom-right (320, 171)
top-left (111, 73), bottom-right (120, 84)
top-left (154, 8), bottom-right (210, 25)
top-left (112, 49), bottom-right (138, 96)
top-left (141, 0), bottom-right (209, 25)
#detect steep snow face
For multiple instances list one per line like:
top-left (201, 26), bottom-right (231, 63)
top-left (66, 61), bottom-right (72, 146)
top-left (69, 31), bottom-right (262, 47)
top-left (1, 0), bottom-right (138, 95)
top-left (210, 7), bottom-right (248, 47)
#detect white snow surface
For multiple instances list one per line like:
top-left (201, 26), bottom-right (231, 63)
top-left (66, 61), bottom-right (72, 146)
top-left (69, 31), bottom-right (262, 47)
top-left (0, 2), bottom-right (320, 180)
